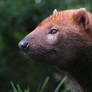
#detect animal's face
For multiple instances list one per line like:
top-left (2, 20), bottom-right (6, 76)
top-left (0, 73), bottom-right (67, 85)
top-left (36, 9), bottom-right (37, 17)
top-left (18, 8), bottom-right (91, 68)
top-left (18, 20), bottom-right (62, 64)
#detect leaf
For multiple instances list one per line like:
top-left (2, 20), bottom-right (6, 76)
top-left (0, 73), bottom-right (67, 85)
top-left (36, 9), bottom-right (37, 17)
top-left (54, 76), bottom-right (67, 92)
top-left (10, 82), bottom-right (18, 92)
top-left (17, 84), bottom-right (22, 92)
top-left (25, 88), bottom-right (30, 92)
top-left (39, 76), bottom-right (50, 92)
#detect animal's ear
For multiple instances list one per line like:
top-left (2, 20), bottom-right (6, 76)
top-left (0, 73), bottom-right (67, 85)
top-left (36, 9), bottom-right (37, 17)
top-left (74, 8), bottom-right (90, 31)
top-left (53, 9), bottom-right (58, 14)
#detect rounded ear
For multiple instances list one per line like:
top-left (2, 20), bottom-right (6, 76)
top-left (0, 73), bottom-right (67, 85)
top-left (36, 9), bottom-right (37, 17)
top-left (53, 9), bottom-right (58, 14)
top-left (74, 8), bottom-right (90, 31)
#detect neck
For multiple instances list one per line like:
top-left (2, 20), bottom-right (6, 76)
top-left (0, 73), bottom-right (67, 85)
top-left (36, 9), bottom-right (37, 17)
top-left (69, 57), bottom-right (92, 91)
top-left (58, 46), bottom-right (92, 92)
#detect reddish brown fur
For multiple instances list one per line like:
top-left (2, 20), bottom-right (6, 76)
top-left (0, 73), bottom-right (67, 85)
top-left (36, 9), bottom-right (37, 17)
top-left (19, 8), bottom-right (92, 92)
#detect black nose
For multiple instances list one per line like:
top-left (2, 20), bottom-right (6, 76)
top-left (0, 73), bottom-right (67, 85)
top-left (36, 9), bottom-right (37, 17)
top-left (18, 40), bottom-right (29, 51)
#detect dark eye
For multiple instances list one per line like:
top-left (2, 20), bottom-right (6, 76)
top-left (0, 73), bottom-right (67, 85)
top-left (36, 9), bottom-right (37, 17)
top-left (49, 29), bottom-right (58, 34)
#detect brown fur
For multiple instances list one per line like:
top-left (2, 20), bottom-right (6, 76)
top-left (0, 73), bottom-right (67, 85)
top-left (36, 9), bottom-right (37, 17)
top-left (19, 8), bottom-right (92, 92)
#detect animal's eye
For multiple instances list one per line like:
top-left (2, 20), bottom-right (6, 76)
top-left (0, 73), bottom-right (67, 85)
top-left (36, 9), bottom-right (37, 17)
top-left (49, 29), bottom-right (58, 34)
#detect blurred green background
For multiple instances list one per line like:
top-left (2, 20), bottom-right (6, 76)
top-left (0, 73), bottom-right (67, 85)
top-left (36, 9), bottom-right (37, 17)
top-left (0, 0), bottom-right (92, 92)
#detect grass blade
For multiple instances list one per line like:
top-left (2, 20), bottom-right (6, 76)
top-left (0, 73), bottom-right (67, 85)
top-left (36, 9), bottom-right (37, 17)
top-left (25, 88), bottom-right (30, 92)
top-left (54, 76), bottom-right (67, 92)
top-left (10, 82), bottom-right (18, 92)
top-left (17, 84), bottom-right (22, 92)
top-left (39, 76), bottom-right (50, 92)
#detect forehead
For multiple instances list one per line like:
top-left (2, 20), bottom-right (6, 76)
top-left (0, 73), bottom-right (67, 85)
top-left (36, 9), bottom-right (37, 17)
top-left (38, 10), bottom-right (75, 28)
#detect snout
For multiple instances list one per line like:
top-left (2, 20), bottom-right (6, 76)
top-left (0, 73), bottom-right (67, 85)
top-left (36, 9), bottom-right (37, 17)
top-left (18, 40), bottom-right (29, 51)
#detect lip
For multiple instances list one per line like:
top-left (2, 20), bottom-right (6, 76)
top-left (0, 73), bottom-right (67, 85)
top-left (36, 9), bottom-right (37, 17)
top-left (27, 49), bottom-right (57, 64)
top-left (28, 49), bottom-right (57, 56)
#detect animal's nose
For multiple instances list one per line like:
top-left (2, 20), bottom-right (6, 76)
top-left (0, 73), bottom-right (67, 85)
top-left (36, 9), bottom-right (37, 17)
top-left (18, 40), bottom-right (29, 51)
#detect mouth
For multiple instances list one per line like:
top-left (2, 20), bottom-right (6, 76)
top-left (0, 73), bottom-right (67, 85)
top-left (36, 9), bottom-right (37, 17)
top-left (29, 50), bottom-right (57, 64)
top-left (26, 48), bottom-right (57, 62)
top-left (28, 48), bottom-right (57, 56)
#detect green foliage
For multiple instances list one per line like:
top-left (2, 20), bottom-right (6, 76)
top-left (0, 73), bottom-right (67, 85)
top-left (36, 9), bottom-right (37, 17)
top-left (11, 76), bottom-right (68, 92)
top-left (39, 76), bottom-right (50, 92)
top-left (54, 76), bottom-right (67, 92)
top-left (11, 77), bottom-right (50, 92)
top-left (11, 82), bottom-right (30, 92)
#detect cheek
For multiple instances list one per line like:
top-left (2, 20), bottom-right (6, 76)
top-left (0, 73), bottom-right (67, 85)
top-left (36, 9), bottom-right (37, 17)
top-left (46, 34), bottom-right (58, 44)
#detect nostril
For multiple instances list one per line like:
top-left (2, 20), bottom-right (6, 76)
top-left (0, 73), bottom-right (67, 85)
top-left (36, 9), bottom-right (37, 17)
top-left (18, 40), bottom-right (29, 50)
top-left (21, 42), bottom-right (28, 49)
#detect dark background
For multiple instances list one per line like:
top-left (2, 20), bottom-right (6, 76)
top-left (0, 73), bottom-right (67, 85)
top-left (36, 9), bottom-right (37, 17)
top-left (0, 0), bottom-right (92, 92)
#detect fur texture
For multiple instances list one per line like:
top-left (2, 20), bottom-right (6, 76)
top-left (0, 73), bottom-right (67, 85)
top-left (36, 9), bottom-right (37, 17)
top-left (19, 8), bottom-right (92, 92)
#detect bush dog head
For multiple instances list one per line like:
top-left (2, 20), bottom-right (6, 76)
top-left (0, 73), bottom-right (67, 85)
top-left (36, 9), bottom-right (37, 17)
top-left (18, 8), bottom-right (92, 92)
